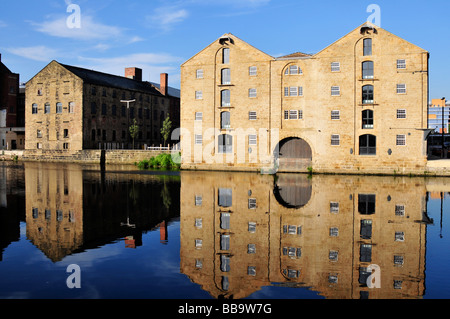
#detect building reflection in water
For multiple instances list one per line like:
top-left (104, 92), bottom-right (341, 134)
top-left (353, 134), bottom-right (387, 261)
top-left (24, 162), bottom-right (179, 262)
top-left (180, 171), bottom-right (433, 299)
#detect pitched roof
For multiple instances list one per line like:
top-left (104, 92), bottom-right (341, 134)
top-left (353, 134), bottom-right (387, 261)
top-left (59, 63), bottom-right (170, 97)
top-left (276, 52), bottom-right (312, 59)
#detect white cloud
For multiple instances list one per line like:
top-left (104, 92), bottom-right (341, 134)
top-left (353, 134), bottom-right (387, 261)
top-left (7, 46), bottom-right (60, 62)
top-left (146, 6), bottom-right (189, 31)
top-left (31, 15), bottom-right (123, 41)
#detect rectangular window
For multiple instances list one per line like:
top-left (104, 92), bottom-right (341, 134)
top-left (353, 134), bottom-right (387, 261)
top-left (68, 102), bottom-right (75, 113)
top-left (249, 88), bottom-right (257, 98)
top-left (298, 110), bottom-right (303, 120)
top-left (223, 48), bottom-right (230, 64)
top-left (32, 103), bottom-right (38, 114)
top-left (330, 202), bottom-right (339, 213)
top-left (331, 86), bottom-right (340, 96)
top-left (331, 110), bottom-right (340, 120)
top-left (220, 213), bottom-right (231, 230)
top-left (91, 102), bottom-right (96, 114)
top-left (363, 38), bottom-right (372, 56)
top-left (248, 134), bottom-right (257, 146)
top-left (45, 103), bottom-right (50, 114)
top-left (248, 111), bottom-right (257, 120)
top-left (331, 62), bottom-right (340, 72)
top-left (289, 110), bottom-right (298, 120)
top-left (195, 134), bottom-right (203, 145)
top-left (397, 84), bottom-right (407, 94)
top-left (397, 109), bottom-right (406, 119)
top-left (248, 198), bottom-right (257, 209)
top-left (63, 129), bottom-right (69, 138)
top-left (221, 68), bottom-right (231, 85)
top-left (289, 86), bottom-right (297, 96)
top-left (195, 112), bottom-right (203, 121)
top-left (248, 222), bottom-right (256, 233)
top-left (218, 188), bottom-right (232, 207)
top-left (249, 66), bottom-right (257, 76)
top-left (195, 218), bottom-right (202, 228)
top-left (195, 195), bottom-right (202, 206)
top-left (37, 130), bottom-right (42, 138)
top-left (63, 143), bottom-right (69, 150)
top-left (195, 91), bottom-right (203, 100)
top-left (284, 110), bottom-right (289, 120)
top-left (397, 59), bottom-right (406, 69)
top-left (395, 205), bottom-right (405, 216)
top-left (196, 69), bottom-right (204, 79)
top-left (331, 135), bottom-right (340, 146)
top-left (396, 134), bottom-right (406, 146)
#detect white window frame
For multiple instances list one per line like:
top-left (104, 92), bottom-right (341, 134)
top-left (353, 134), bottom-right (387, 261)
top-left (396, 134), bottom-right (406, 146)
top-left (196, 69), bottom-right (204, 79)
top-left (249, 88), bottom-right (257, 98)
top-left (195, 134), bottom-right (203, 145)
top-left (397, 84), bottom-right (407, 94)
top-left (331, 110), bottom-right (340, 120)
top-left (195, 112), bottom-right (203, 121)
top-left (331, 134), bottom-right (340, 146)
top-left (248, 135), bottom-right (257, 146)
top-left (289, 110), bottom-right (298, 120)
top-left (248, 111), bottom-right (257, 120)
top-left (195, 195), bottom-right (202, 206)
top-left (331, 62), bottom-right (340, 72)
top-left (397, 109), bottom-right (406, 119)
top-left (248, 198), bottom-right (257, 209)
top-left (298, 109), bottom-right (303, 120)
top-left (195, 90), bottom-right (203, 100)
top-left (397, 59), bottom-right (406, 69)
top-left (331, 86), bottom-right (340, 96)
top-left (249, 66), bottom-right (257, 76)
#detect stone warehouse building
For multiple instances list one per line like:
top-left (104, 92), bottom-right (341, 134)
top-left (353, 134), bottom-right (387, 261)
top-left (180, 23), bottom-right (430, 175)
top-left (25, 61), bottom-right (180, 152)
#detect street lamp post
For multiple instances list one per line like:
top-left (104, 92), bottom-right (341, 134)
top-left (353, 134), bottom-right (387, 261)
top-left (442, 97), bottom-right (446, 158)
top-left (121, 99), bottom-right (135, 149)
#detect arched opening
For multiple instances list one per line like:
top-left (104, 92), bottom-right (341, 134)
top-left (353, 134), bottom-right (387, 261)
top-left (276, 137), bottom-right (312, 172)
top-left (273, 174), bottom-right (312, 209)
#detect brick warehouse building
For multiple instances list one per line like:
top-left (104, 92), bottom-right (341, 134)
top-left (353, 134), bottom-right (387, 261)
top-left (0, 54), bottom-right (25, 150)
top-left (180, 23), bottom-right (430, 175)
top-left (25, 61), bottom-right (180, 152)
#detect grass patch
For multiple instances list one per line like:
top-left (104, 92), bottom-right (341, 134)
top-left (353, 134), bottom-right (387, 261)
top-left (136, 153), bottom-right (181, 170)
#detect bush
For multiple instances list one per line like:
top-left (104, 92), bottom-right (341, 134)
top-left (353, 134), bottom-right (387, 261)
top-left (136, 153), bottom-right (180, 170)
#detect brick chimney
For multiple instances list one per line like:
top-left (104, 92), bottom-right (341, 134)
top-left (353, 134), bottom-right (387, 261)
top-left (125, 67), bottom-right (142, 82)
top-left (160, 73), bottom-right (168, 96)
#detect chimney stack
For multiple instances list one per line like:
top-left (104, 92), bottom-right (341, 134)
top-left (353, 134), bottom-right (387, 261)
top-left (160, 73), bottom-right (168, 96)
top-left (125, 67), bottom-right (142, 82)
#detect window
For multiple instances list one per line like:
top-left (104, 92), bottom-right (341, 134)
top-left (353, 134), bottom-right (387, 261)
top-left (221, 213), bottom-right (231, 230)
top-left (44, 103), bottom-right (50, 114)
top-left (196, 69), bottom-right (204, 79)
top-left (396, 134), bottom-right (406, 146)
top-left (112, 105), bottom-right (116, 116)
top-left (37, 143), bottom-right (42, 149)
top-left (284, 87), bottom-right (303, 97)
top-left (397, 59), bottom-right (406, 69)
top-left (363, 38), bottom-right (372, 56)
top-left (221, 90), bottom-right (230, 106)
top-left (195, 112), bottom-right (203, 121)
top-left (285, 65), bottom-right (302, 75)
top-left (64, 129), bottom-right (69, 138)
top-left (283, 225), bottom-right (302, 235)
top-left (194, 134), bottom-right (202, 145)
top-left (195, 195), bottom-right (202, 207)
top-left (218, 188), bottom-right (232, 207)
top-left (395, 205), bottom-right (405, 216)
top-left (32, 103), bottom-right (38, 114)
top-left (289, 110), bottom-right (298, 120)
top-left (360, 220), bottom-right (373, 239)
top-left (397, 109), bottom-right (406, 119)
top-left (360, 244), bottom-right (372, 262)
top-left (221, 68), bottom-right (231, 85)
top-left (395, 231), bottom-right (405, 242)
top-left (63, 143), bottom-right (69, 150)
top-left (362, 110), bottom-right (374, 129)
top-left (248, 222), bottom-right (256, 233)
top-left (331, 135), bottom-right (340, 146)
top-left (285, 110), bottom-right (302, 120)
top-left (331, 62), bottom-right (340, 72)
top-left (222, 48), bottom-right (230, 64)
top-left (248, 111), bottom-right (257, 120)
top-left (397, 84), bottom-right (406, 94)
top-left (249, 88), bottom-right (257, 98)
top-left (221, 111), bottom-right (231, 129)
top-left (330, 227), bottom-right (339, 237)
top-left (358, 194), bottom-right (376, 215)
top-left (247, 244), bottom-right (256, 254)
top-left (362, 85), bottom-right (374, 104)
top-left (362, 61), bottom-right (374, 79)
top-left (218, 134), bottom-right (233, 154)
top-left (102, 103), bottom-right (107, 115)
top-left (91, 87), bottom-right (96, 95)
top-left (298, 110), bottom-right (303, 119)
top-left (359, 134), bottom-right (376, 155)
top-left (195, 90), bottom-right (203, 100)
top-left (37, 130), bottom-right (42, 138)
top-left (69, 102), bottom-right (75, 113)
top-left (195, 218), bottom-right (202, 228)
top-left (91, 102), bottom-right (97, 114)
top-left (331, 86), bottom-right (340, 96)
top-left (248, 135), bottom-right (257, 146)
top-left (249, 66), bottom-right (257, 76)
top-left (330, 202), bottom-right (339, 213)
top-left (331, 110), bottom-right (340, 120)
top-left (248, 198), bottom-right (257, 209)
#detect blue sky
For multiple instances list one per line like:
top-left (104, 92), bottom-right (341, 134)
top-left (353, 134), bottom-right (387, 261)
top-left (0, 0), bottom-right (448, 99)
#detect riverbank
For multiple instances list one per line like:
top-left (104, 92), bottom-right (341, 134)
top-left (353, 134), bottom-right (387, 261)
top-left (3, 149), bottom-right (450, 177)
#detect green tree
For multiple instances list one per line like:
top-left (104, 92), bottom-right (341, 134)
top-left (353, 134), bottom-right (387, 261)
top-left (129, 118), bottom-right (139, 149)
top-left (160, 113), bottom-right (172, 147)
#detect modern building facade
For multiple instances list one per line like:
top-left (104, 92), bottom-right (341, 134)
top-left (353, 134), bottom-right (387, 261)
top-left (180, 23), bottom-right (430, 175)
top-left (428, 98), bottom-right (450, 133)
top-left (25, 61), bottom-right (180, 152)
top-left (0, 54), bottom-right (25, 150)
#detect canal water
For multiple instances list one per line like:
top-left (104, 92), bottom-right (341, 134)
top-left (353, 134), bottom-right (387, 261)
top-left (1, 161), bottom-right (450, 300)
